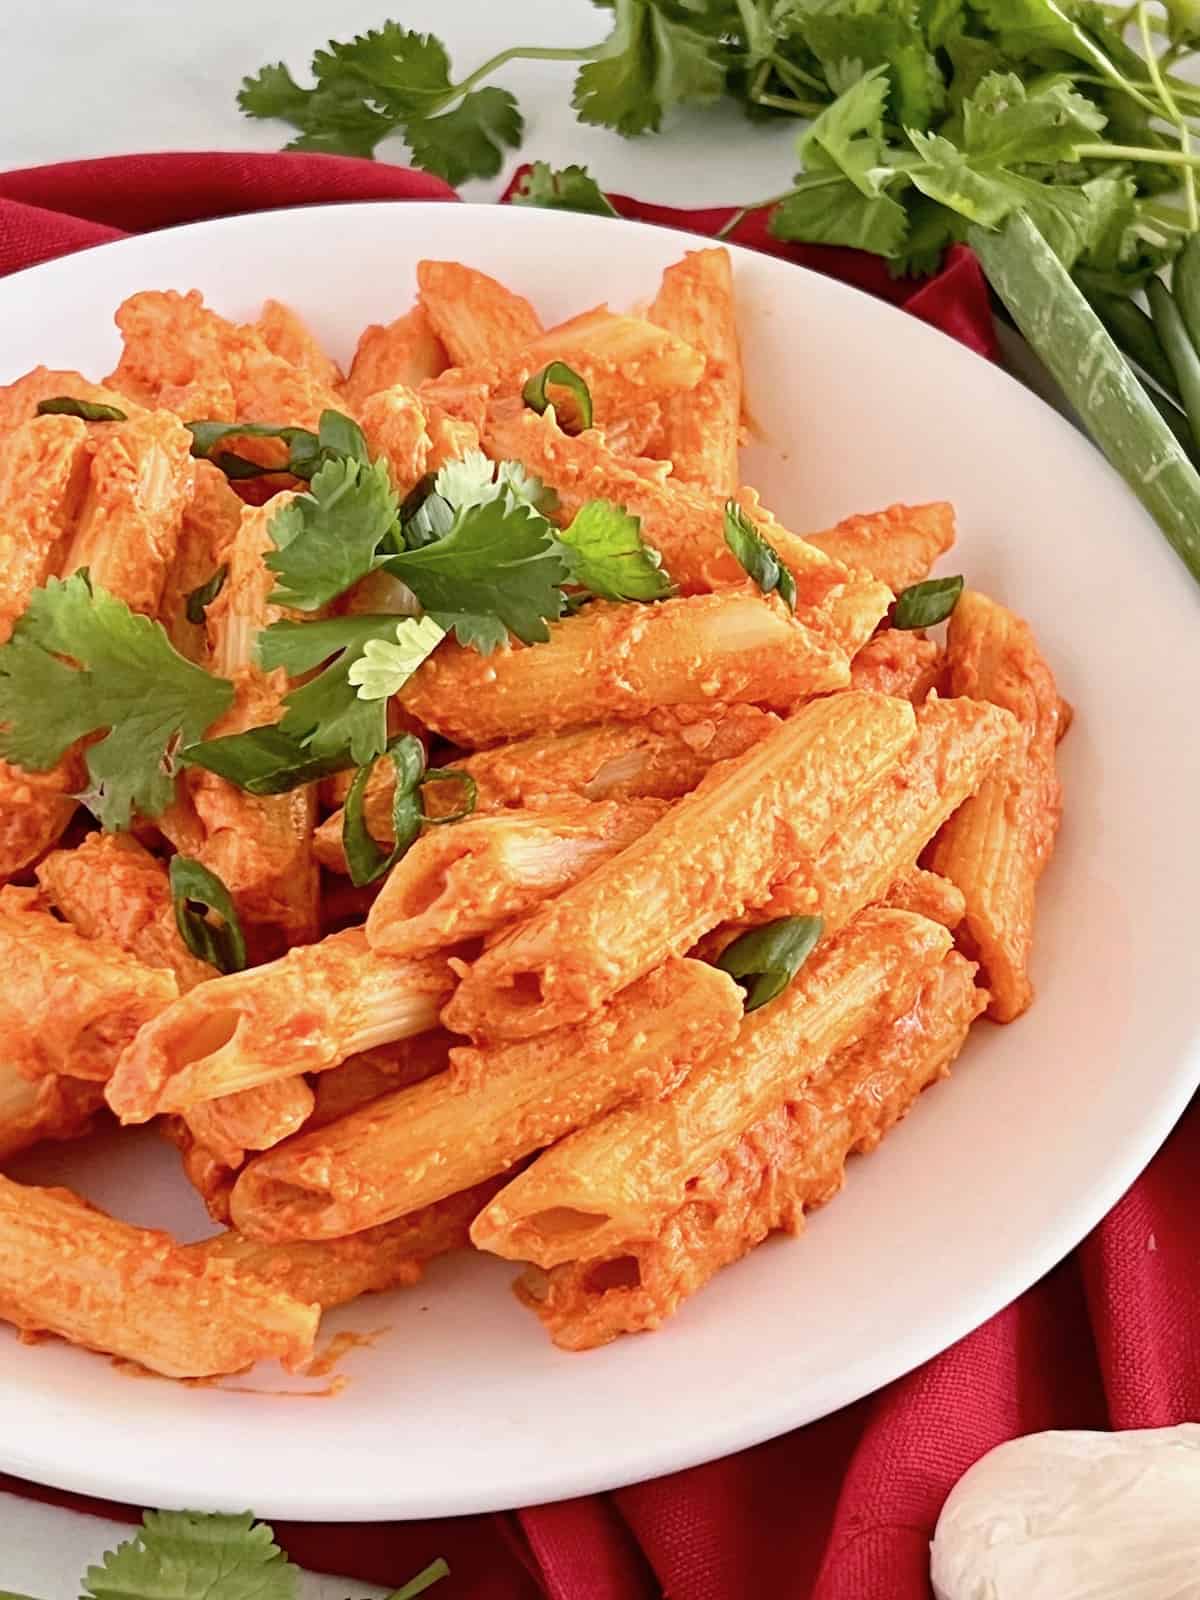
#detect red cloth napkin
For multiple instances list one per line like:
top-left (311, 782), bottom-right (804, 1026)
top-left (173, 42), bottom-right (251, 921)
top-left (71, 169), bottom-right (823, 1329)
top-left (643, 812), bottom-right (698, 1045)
top-left (2, 151), bottom-right (1194, 1600)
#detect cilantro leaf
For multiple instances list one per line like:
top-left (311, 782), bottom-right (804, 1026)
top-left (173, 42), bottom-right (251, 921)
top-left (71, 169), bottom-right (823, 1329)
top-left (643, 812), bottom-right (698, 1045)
top-left (406, 88), bottom-right (523, 184)
top-left (555, 499), bottom-right (672, 601)
top-left (800, 10), bottom-right (944, 131)
top-left (258, 615), bottom-right (405, 765)
top-left (722, 502), bottom-right (796, 610)
top-left (959, 72), bottom-right (1106, 164)
top-left (347, 615), bottom-right (446, 699)
top-left (81, 1509), bottom-right (297, 1600)
top-left (237, 62), bottom-right (315, 125)
top-left (0, 575), bottom-right (233, 831)
top-left (772, 173), bottom-right (910, 255)
top-left (511, 161), bottom-right (619, 217)
top-left (312, 25), bottom-right (453, 114)
top-left (798, 65), bottom-right (893, 198)
top-left (386, 497), bottom-right (569, 648)
top-left (266, 455), bottom-right (398, 611)
top-left (180, 724), bottom-right (357, 795)
top-left (573, 0), bottom-right (726, 136)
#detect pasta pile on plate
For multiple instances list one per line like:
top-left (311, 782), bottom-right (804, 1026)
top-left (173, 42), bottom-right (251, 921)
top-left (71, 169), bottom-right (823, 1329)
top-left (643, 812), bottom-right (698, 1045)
top-left (0, 248), bottom-right (1067, 1380)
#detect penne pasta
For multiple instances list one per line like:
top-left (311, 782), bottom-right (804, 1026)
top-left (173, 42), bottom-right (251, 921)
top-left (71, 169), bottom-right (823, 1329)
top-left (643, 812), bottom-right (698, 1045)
top-left (0, 901), bottom-right (177, 1082)
top-left (515, 950), bottom-right (983, 1349)
top-left (230, 956), bottom-right (743, 1243)
top-left (182, 1078), bottom-right (316, 1169)
top-left (36, 832), bottom-right (213, 991)
top-left (0, 1064), bottom-right (105, 1165)
top-left (647, 248), bottom-right (743, 496)
top-left (0, 1175), bottom-right (318, 1378)
top-left (881, 866), bottom-right (967, 930)
top-left (401, 591), bottom-right (868, 748)
top-left (365, 797), bottom-right (670, 957)
top-left (341, 304), bottom-right (449, 409)
top-left (472, 908), bottom-right (954, 1267)
top-left (191, 1178), bottom-right (501, 1310)
top-left (314, 705), bottom-right (779, 872)
top-left (307, 1031), bottom-right (458, 1129)
top-left (105, 930), bottom-right (455, 1122)
top-left (0, 414), bottom-right (91, 642)
top-left (0, 756), bottom-right (80, 884)
top-left (60, 411), bottom-right (194, 618)
top-left (417, 261), bottom-right (543, 364)
top-left (928, 591), bottom-right (1062, 1021)
top-left (850, 629), bottom-right (944, 702)
top-left (158, 460), bottom-right (244, 663)
top-left (806, 502), bottom-right (956, 590)
top-left (205, 496), bottom-right (295, 677)
top-left (108, 289), bottom-right (341, 427)
top-left (187, 670), bottom-right (319, 954)
top-left (482, 402), bottom-right (863, 608)
top-left (444, 692), bottom-right (917, 1040)
top-left (255, 299), bottom-right (343, 388)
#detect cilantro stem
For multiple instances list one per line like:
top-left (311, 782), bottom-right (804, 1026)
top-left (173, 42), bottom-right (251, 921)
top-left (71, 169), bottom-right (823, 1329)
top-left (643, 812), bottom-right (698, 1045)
top-left (770, 56), bottom-right (830, 99)
top-left (1137, 1), bottom-right (1198, 232)
top-left (1076, 141), bottom-right (1200, 167)
top-left (753, 90), bottom-right (826, 114)
top-left (714, 189), bottom-right (798, 239)
top-left (449, 42), bottom-right (602, 97)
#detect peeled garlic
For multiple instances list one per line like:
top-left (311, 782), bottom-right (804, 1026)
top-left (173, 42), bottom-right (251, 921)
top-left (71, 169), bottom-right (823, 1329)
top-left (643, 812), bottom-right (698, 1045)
top-left (931, 1425), bottom-right (1200, 1600)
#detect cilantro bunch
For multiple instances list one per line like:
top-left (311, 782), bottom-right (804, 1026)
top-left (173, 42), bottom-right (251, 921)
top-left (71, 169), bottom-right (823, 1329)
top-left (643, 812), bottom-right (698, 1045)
top-left (240, 1), bottom-right (1200, 288)
top-left (0, 1507), bottom-right (446, 1600)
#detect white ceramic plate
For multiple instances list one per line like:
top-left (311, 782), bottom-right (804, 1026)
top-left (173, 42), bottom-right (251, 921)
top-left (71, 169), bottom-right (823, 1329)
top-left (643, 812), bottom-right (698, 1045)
top-left (2, 203), bottom-right (1198, 1521)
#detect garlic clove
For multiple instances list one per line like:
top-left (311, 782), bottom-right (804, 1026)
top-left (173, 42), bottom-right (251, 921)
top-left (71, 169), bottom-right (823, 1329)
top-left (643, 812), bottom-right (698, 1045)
top-left (931, 1425), bottom-right (1200, 1600)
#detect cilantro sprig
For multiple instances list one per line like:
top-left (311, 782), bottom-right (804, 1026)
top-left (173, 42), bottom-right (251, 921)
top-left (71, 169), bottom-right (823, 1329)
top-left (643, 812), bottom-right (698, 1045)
top-left (0, 574), bottom-right (234, 831)
top-left (2, 1507), bottom-right (446, 1600)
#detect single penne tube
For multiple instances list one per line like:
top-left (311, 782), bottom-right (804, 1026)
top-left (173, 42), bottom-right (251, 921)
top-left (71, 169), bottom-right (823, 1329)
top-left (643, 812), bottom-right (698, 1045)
top-left (0, 901), bottom-right (177, 1082)
top-left (230, 956), bottom-right (743, 1243)
top-left (341, 304), bottom-right (449, 410)
top-left (881, 867), bottom-right (966, 930)
top-left (109, 289), bottom-right (341, 426)
top-left (805, 502), bottom-right (956, 590)
top-left (36, 832), bottom-right (213, 991)
top-left (313, 706), bottom-right (779, 872)
top-left (482, 403), bottom-right (854, 606)
top-left (0, 756), bottom-right (80, 884)
top-left (472, 907), bottom-right (953, 1266)
top-left (205, 497), bottom-right (296, 676)
top-left (181, 1077), bottom-right (316, 1169)
top-left (850, 630), bottom-right (944, 702)
top-left (0, 1063), bottom-right (105, 1164)
top-left (928, 590), bottom-right (1062, 1021)
top-left (759, 694), bottom-right (1018, 931)
top-left (0, 414), bottom-right (91, 641)
top-left (416, 261), bottom-right (543, 364)
top-left (0, 1175), bottom-right (318, 1379)
top-left (105, 930), bottom-right (455, 1122)
top-left (366, 798), bottom-right (670, 957)
top-left (158, 460), bottom-right (244, 663)
top-left (401, 592), bottom-right (861, 748)
top-left (187, 669), bottom-right (319, 952)
top-left (255, 299), bottom-right (343, 388)
top-left (60, 411), bottom-right (194, 618)
top-left (444, 692), bottom-right (916, 1041)
top-left (517, 950), bottom-right (983, 1350)
top-left (192, 1178), bottom-right (501, 1310)
top-left (647, 248), bottom-right (743, 497)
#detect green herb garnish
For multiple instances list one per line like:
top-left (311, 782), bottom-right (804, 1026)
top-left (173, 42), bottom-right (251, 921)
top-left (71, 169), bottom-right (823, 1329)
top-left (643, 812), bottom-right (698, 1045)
top-left (185, 564), bottom-right (229, 625)
top-left (893, 575), bottom-right (964, 630)
top-left (522, 361), bottom-right (594, 431)
top-left (717, 916), bottom-right (824, 1013)
top-left (555, 499), bottom-right (670, 602)
top-left (36, 396), bottom-right (127, 422)
top-left (169, 856), bottom-right (247, 974)
top-left (0, 573), bottom-right (234, 830)
top-left (2, 1506), bottom-right (447, 1600)
top-left (722, 502), bottom-right (796, 611)
top-left (343, 732), bottom-right (477, 887)
top-left (511, 160), bottom-right (618, 217)
top-left (186, 409), bottom-right (369, 483)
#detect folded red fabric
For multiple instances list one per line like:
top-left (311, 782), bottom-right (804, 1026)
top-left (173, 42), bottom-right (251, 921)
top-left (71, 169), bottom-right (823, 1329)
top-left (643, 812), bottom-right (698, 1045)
top-left (1, 151), bottom-right (1195, 1600)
